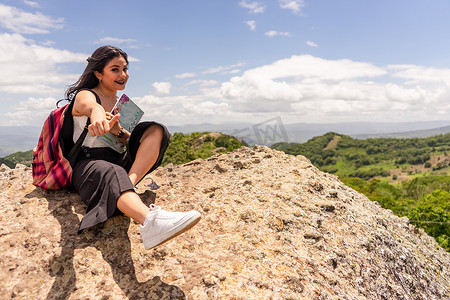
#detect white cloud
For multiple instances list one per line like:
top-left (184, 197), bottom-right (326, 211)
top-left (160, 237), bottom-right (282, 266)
top-left (265, 30), bottom-right (291, 37)
top-left (239, 1), bottom-right (266, 14)
top-left (203, 66), bottom-right (225, 74)
top-left (388, 64), bottom-right (450, 85)
top-left (152, 81), bottom-right (172, 95)
top-left (176, 72), bottom-right (196, 79)
top-left (95, 37), bottom-right (137, 46)
top-left (218, 54), bottom-right (447, 122)
top-left (186, 80), bottom-right (219, 87)
top-left (0, 3), bottom-right (63, 34)
top-left (6, 53), bottom-right (450, 127)
top-left (132, 55), bottom-right (450, 126)
top-left (279, 0), bottom-right (305, 15)
top-left (203, 63), bottom-right (245, 74)
top-left (245, 20), bottom-right (256, 31)
top-left (384, 83), bottom-right (425, 103)
top-left (306, 40), bottom-right (318, 47)
top-left (133, 93), bottom-right (240, 126)
top-left (127, 56), bottom-right (140, 63)
top-left (3, 97), bottom-right (58, 126)
top-left (226, 69), bottom-right (242, 75)
top-left (41, 40), bottom-right (56, 46)
top-left (23, 0), bottom-right (40, 8)
top-left (0, 33), bottom-right (87, 95)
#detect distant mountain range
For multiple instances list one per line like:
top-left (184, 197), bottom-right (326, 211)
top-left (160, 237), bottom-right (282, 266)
top-left (1, 121), bottom-right (450, 157)
top-left (351, 125), bottom-right (450, 139)
top-left (168, 120), bottom-right (450, 146)
top-left (0, 126), bottom-right (41, 157)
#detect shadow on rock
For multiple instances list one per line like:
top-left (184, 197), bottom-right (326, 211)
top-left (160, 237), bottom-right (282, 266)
top-left (25, 188), bottom-right (185, 300)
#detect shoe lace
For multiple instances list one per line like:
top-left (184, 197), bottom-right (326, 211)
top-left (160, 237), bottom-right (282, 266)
top-left (145, 204), bottom-right (161, 223)
top-left (149, 204), bottom-right (161, 211)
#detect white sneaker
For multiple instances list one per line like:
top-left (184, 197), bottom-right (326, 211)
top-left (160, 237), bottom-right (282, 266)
top-left (140, 204), bottom-right (201, 250)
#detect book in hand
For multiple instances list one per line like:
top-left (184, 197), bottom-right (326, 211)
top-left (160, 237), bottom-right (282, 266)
top-left (97, 94), bottom-right (144, 153)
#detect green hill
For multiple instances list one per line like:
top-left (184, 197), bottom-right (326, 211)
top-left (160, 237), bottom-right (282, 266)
top-left (0, 150), bottom-right (33, 169)
top-left (272, 132), bottom-right (450, 179)
top-left (161, 131), bottom-right (247, 166)
top-left (272, 132), bottom-right (450, 251)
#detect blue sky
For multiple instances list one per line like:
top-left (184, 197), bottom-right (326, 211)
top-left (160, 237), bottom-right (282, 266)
top-left (1, 0), bottom-right (450, 127)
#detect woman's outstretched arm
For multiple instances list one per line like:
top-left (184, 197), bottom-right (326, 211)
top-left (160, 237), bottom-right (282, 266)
top-left (72, 90), bottom-right (119, 136)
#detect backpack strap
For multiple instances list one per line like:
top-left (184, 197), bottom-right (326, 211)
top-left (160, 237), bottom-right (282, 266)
top-left (62, 89), bottom-right (102, 166)
top-left (66, 117), bottom-right (90, 166)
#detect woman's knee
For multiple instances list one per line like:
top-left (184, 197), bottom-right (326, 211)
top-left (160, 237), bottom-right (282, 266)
top-left (139, 124), bottom-right (164, 143)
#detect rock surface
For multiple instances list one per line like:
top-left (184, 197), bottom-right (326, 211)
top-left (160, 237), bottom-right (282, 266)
top-left (0, 146), bottom-right (449, 299)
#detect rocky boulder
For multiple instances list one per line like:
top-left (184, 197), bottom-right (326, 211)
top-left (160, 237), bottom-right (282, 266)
top-left (0, 146), bottom-right (449, 299)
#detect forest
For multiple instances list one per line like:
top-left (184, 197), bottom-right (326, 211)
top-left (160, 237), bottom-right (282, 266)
top-left (161, 132), bottom-right (247, 166)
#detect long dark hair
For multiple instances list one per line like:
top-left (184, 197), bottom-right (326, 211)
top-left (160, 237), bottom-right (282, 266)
top-left (65, 45), bottom-right (128, 101)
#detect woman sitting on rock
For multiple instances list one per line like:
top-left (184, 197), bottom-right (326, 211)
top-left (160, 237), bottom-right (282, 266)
top-left (66, 45), bottom-right (200, 249)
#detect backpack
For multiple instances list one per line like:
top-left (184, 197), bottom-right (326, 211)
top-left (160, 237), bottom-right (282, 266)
top-left (32, 100), bottom-right (90, 190)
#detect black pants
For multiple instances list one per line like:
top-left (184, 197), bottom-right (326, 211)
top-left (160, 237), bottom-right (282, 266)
top-left (72, 122), bottom-right (170, 233)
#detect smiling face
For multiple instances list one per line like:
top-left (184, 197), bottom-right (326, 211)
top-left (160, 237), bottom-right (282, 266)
top-left (95, 55), bottom-right (129, 92)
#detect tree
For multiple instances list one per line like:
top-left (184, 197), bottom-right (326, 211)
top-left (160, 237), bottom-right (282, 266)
top-left (409, 189), bottom-right (450, 251)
